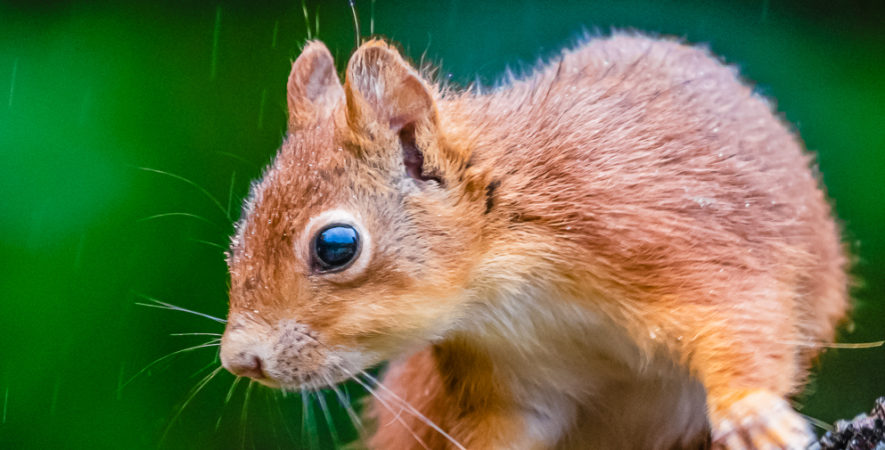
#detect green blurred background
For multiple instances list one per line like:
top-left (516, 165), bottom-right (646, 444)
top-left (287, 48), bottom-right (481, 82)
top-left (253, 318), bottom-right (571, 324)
top-left (1, 0), bottom-right (882, 448)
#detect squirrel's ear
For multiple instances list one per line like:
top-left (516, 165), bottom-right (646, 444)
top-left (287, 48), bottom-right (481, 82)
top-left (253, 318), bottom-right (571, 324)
top-left (287, 41), bottom-right (343, 128)
top-left (345, 41), bottom-right (450, 184)
top-left (344, 40), bottom-right (437, 136)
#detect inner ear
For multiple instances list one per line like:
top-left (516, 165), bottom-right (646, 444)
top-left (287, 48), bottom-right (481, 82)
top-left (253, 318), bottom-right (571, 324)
top-left (400, 123), bottom-right (443, 185)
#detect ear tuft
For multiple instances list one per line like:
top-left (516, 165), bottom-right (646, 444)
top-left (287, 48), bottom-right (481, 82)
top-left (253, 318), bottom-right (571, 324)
top-left (287, 41), bottom-right (343, 127)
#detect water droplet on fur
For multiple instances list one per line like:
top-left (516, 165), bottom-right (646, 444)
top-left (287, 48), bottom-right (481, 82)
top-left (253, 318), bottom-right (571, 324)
top-left (693, 197), bottom-right (714, 208)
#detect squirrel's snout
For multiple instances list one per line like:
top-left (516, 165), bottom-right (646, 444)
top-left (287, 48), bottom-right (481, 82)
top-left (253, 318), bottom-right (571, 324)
top-left (220, 328), bottom-right (270, 381)
top-left (222, 351), bottom-right (266, 380)
top-left (220, 319), bottom-right (326, 387)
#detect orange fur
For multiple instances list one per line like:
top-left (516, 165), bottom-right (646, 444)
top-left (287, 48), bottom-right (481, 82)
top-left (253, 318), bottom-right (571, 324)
top-left (220, 34), bottom-right (849, 449)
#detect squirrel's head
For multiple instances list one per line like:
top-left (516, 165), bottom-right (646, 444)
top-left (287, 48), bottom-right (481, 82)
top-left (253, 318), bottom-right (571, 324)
top-left (220, 40), bottom-right (490, 389)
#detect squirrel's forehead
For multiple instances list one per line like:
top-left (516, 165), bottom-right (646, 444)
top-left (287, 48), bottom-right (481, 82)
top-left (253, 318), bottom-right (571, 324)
top-left (231, 160), bottom-right (350, 253)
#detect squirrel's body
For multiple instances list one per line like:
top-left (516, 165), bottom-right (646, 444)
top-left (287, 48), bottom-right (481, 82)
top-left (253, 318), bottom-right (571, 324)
top-left (221, 34), bottom-right (848, 449)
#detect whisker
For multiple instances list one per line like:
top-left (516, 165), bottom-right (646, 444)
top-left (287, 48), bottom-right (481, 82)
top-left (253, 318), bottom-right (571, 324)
top-left (262, 389), bottom-right (282, 450)
top-left (299, 389), bottom-right (307, 449)
top-left (774, 340), bottom-right (884, 349)
top-left (215, 376), bottom-right (243, 431)
top-left (350, 375), bottom-right (430, 450)
top-left (188, 238), bottom-right (228, 251)
top-left (271, 388), bottom-right (298, 446)
top-left (121, 339), bottom-right (220, 390)
top-left (171, 332), bottom-right (223, 337)
top-left (348, 0), bottom-right (361, 47)
top-left (296, 333), bottom-right (460, 447)
top-left (342, 382), bottom-right (352, 405)
top-left (383, 399), bottom-right (406, 428)
top-left (137, 167), bottom-right (231, 221)
top-left (133, 292), bottom-right (226, 324)
top-left (301, 0), bottom-right (312, 40)
top-left (225, 376), bottom-right (243, 405)
top-left (800, 412), bottom-right (834, 432)
top-left (137, 212), bottom-right (227, 232)
top-left (314, 5), bottom-right (320, 37)
top-left (301, 389), bottom-right (320, 450)
top-left (226, 171), bottom-right (236, 219)
top-left (314, 387), bottom-right (340, 448)
top-left (214, 151), bottom-right (259, 171)
top-left (189, 351), bottom-right (222, 379)
top-left (330, 383), bottom-right (363, 432)
top-left (160, 365), bottom-right (223, 445)
top-left (370, 0), bottom-right (375, 35)
top-left (241, 380), bottom-right (255, 449)
top-left (358, 370), bottom-right (466, 450)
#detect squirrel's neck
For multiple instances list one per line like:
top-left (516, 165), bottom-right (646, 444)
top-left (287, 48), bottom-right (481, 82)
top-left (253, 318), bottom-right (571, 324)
top-left (437, 284), bottom-right (707, 448)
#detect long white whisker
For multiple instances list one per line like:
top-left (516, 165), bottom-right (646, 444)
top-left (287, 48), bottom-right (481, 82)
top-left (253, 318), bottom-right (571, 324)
top-left (329, 383), bottom-right (363, 432)
top-left (189, 352), bottom-right (223, 379)
top-left (262, 389), bottom-right (282, 450)
top-left (301, 388), bottom-right (320, 450)
top-left (358, 370), bottom-right (466, 450)
top-left (225, 376), bottom-right (243, 405)
top-left (134, 293), bottom-right (226, 324)
top-left (122, 339), bottom-right (220, 390)
top-left (271, 388), bottom-right (298, 446)
top-left (296, 333), bottom-right (463, 448)
top-left (772, 339), bottom-right (884, 349)
top-left (171, 332), bottom-right (223, 337)
top-left (350, 375), bottom-right (430, 450)
top-left (383, 400), bottom-right (406, 428)
top-left (240, 380), bottom-right (255, 449)
top-left (215, 375), bottom-right (243, 431)
top-left (189, 238), bottom-right (228, 251)
top-left (315, 387), bottom-right (340, 448)
top-left (160, 365), bottom-right (223, 445)
top-left (137, 166), bottom-right (231, 221)
top-left (137, 212), bottom-right (227, 231)
top-left (799, 412), bottom-right (834, 432)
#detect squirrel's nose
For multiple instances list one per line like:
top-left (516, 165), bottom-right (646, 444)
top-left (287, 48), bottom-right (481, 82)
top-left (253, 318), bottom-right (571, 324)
top-left (222, 351), bottom-right (266, 380)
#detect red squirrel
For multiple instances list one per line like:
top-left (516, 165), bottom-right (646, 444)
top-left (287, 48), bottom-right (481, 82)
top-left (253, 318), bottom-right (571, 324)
top-left (219, 34), bottom-right (849, 449)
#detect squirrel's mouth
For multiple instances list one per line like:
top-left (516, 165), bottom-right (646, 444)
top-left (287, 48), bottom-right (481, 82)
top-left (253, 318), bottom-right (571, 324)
top-left (221, 317), bottom-right (389, 391)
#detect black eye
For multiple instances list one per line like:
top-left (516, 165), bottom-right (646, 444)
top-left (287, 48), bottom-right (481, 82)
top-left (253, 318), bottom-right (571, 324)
top-left (313, 224), bottom-right (360, 272)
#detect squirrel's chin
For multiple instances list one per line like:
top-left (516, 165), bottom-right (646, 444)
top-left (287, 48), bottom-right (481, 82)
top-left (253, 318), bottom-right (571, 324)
top-left (267, 348), bottom-right (383, 392)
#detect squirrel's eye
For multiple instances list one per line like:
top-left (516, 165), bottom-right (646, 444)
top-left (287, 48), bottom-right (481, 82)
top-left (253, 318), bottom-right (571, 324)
top-left (313, 224), bottom-right (360, 272)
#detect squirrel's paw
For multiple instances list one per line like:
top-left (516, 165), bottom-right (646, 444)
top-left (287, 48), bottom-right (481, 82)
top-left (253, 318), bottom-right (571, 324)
top-left (711, 390), bottom-right (814, 450)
